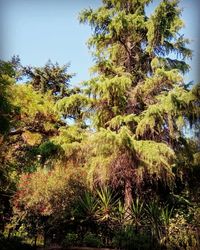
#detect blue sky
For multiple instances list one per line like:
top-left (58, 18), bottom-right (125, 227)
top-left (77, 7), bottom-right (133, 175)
top-left (0, 0), bottom-right (199, 85)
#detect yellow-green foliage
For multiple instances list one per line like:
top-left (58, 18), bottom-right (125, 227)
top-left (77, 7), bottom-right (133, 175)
top-left (56, 93), bottom-right (90, 118)
top-left (136, 86), bottom-right (198, 137)
top-left (109, 11), bottom-right (146, 37)
top-left (84, 74), bottom-right (132, 127)
top-left (107, 114), bottom-right (138, 130)
top-left (52, 125), bottom-right (87, 162)
top-left (13, 84), bottom-right (58, 123)
top-left (131, 68), bottom-right (183, 107)
top-left (136, 103), bottom-right (163, 137)
top-left (86, 127), bottom-right (175, 186)
top-left (21, 131), bottom-right (42, 146)
top-left (0, 63), bottom-right (16, 135)
top-left (89, 75), bottom-right (131, 101)
top-left (167, 214), bottom-right (199, 249)
top-left (133, 139), bottom-right (175, 180)
top-left (79, 0), bottom-right (199, 196)
top-left (146, 0), bottom-right (184, 53)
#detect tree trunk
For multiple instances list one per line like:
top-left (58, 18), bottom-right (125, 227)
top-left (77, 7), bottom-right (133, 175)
top-left (124, 178), bottom-right (133, 221)
top-left (34, 234), bottom-right (37, 247)
top-left (126, 39), bottom-right (132, 73)
top-left (43, 229), bottom-right (47, 248)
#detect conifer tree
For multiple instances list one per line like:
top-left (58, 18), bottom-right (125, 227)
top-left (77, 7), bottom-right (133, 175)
top-left (80, 0), bottom-right (200, 210)
top-left (23, 60), bottom-right (74, 98)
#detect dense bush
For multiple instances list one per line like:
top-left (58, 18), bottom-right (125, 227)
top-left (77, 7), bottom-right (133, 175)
top-left (62, 232), bottom-right (79, 248)
top-left (0, 235), bottom-right (35, 250)
top-left (112, 226), bottom-right (153, 250)
top-left (166, 214), bottom-right (199, 249)
top-left (83, 232), bottom-right (103, 248)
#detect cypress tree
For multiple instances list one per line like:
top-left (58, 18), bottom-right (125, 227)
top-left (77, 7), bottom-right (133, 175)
top-left (80, 0), bottom-right (199, 210)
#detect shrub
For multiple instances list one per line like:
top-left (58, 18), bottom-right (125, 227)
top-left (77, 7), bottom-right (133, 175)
top-left (112, 226), bottom-right (153, 250)
top-left (166, 214), bottom-right (199, 249)
top-left (62, 233), bottom-right (79, 248)
top-left (83, 232), bottom-right (103, 248)
top-left (0, 236), bottom-right (35, 250)
top-left (14, 166), bottom-right (86, 216)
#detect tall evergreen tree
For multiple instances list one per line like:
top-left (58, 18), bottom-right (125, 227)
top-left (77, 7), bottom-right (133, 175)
top-left (80, 0), bottom-right (199, 209)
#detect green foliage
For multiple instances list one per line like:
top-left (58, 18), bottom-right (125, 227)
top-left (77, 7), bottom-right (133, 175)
top-left (77, 187), bottom-right (118, 226)
top-left (23, 60), bottom-right (74, 97)
top-left (112, 225), bottom-right (152, 250)
top-left (114, 200), bottom-right (127, 225)
top-left (79, 191), bottom-right (98, 220)
top-left (13, 84), bottom-right (58, 126)
top-left (96, 187), bottom-right (118, 222)
top-left (129, 197), bottom-right (145, 227)
top-left (0, 235), bottom-right (35, 250)
top-left (56, 93), bottom-right (90, 121)
top-left (146, 0), bottom-right (188, 56)
top-left (62, 233), bottom-right (79, 247)
top-left (145, 201), bottom-right (174, 244)
top-left (161, 206), bottom-right (173, 227)
top-left (79, 0), bottom-right (199, 214)
top-left (146, 201), bottom-right (162, 240)
top-left (1, 1), bottom-right (200, 249)
top-left (107, 114), bottom-right (139, 130)
top-left (86, 127), bottom-right (175, 188)
top-left (52, 125), bottom-right (87, 164)
top-left (38, 141), bottom-right (59, 158)
top-left (83, 232), bottom-right (103, 248)
top-left (22, 131), bottom-right (42, 146)
top-left (0, 60), bottom-right (16, 135)
top-left (0, 82), bottom-right (62, 179)
top-left (167, 213), bottom-right (200, 249)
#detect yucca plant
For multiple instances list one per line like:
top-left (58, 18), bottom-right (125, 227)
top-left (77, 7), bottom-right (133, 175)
top-left (95, 187), bottom-right (119, 246)
top-left (160, 205), bottom-right (173, 246)
top-left (129, 198), bottom-right (145, 231)
top-left (114, 200), bottom-right (126, 227)
top-left (96, 187), bottom-right (118, 223)
top-left (79, 191), bottom-right (98, 222)
top-left (161, 206), bottom-right (173, 228)
top-left (145, 201), bottom-right (162, 241)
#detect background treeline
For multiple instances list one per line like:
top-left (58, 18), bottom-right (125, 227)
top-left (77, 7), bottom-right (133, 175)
top-left (0, 0), bottom-right (200, 249)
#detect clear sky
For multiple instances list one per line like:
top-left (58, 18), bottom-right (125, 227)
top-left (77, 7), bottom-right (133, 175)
top-left (0, 0), bottom-right (199, 85)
